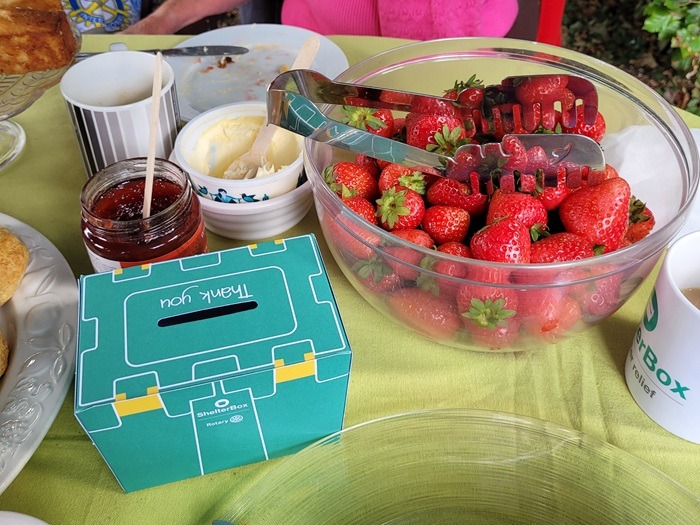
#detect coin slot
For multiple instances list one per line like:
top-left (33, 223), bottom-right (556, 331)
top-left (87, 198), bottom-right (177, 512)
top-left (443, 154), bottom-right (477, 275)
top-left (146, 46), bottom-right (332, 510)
top-left (158, 301), bottom-right (258, 327)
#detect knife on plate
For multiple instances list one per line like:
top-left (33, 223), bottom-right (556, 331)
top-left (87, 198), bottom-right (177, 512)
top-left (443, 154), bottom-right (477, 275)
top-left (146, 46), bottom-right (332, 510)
top-left (75, 45), bottom-right (250, 61)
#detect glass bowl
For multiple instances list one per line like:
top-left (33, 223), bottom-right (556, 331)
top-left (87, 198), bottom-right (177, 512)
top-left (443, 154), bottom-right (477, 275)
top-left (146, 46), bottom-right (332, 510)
top-left (220, 409), bottom-right (700, 524)
top-left (303, 38), bottom-right (699, 352)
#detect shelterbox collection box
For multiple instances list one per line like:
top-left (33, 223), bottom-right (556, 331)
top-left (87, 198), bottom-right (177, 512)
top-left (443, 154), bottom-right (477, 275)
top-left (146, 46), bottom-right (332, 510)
top-left (74, 234), bottom-right (352, 492)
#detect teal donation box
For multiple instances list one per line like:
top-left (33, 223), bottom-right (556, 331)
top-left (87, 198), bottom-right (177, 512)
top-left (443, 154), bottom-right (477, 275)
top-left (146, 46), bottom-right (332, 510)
top-left (74, 234), bottom-right (352, 492)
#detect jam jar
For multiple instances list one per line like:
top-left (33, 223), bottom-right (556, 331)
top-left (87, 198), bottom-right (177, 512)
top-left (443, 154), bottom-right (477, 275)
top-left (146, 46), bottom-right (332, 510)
top-left (81, 158), bottom-right (209, 272)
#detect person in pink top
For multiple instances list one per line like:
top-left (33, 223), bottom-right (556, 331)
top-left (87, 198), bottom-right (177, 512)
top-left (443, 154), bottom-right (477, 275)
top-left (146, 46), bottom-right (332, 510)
top-left (124, 0), bottom-right (519, 39)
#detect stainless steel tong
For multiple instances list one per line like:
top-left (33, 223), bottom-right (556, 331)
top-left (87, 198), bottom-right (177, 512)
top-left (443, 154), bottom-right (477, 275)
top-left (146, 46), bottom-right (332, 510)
top-left (267, 69), bottom-right (605, 193)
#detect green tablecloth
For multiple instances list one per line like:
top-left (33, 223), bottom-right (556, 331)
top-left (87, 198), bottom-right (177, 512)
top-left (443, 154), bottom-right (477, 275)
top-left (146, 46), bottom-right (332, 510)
top-left (0, 34), bottom-right (698, 524)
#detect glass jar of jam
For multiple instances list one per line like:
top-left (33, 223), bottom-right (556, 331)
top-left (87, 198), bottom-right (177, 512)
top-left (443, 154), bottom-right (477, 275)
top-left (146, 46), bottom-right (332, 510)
top-left (81, 158), bottom-right (209, 273)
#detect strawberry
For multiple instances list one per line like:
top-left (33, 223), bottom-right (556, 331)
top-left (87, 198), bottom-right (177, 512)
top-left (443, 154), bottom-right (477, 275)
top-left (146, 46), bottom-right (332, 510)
top-left (559, 176), bottom-right (631, 253)
top-left (391, 228), bottom-right (435, 248)
top-left (342, 196), bottom-right (377, 225)
top-left (421, 205), bottom-right (471, 244)
top-left (378, 163), bottom-right (427, 195)
top-left (384, 229), bottom-right (434, 281)
top-left (562, 104), bottom-right (607, 143)
top-left (500, 134), bottom-right (529, 172)
top-left (444, 75), bottom-right (485, 110)
top-left (469, 321), bottom-right (522, 349)
top-left (536, 167), bottom-right (573, 211)
top-left (470, 218), bottom-right (531, 263)
top-left (521, 292), bottom-right (581, 343)
top-left (405, 113), bottom-right (467, 155)
top-left (354, 153), bottom-right (381, 179)
top-left (418, 253), bottom-right (470, 299)
top-left (341, 106), bottom-right (394, 138)
top-left (513, 75), bottom-right (573, 130)
top-left (324, 161), bottom-right (378, 200)
top-left (385, 287), bottom-right (462, 341)
top-left (353, 255), bottom-right (403, 294)
top-left (486, 189), bottom-right (548, 230)
top-left (572, 267), bottom-right (624, 320)
top-left (457, 277), bottom-right (520, 348)
top-left (323, 213), bottom-right (381, 261)
top-left (376, 187), bottom-right (425, 231)
top-left (425, 178), bottom-right (488, 216)
top-left (437, 241), bottom-right (471, 258)
top-left (530, 232), bottom-right (596, 263)
top-left (623, 197), bottom-right (655, 245)
top-left (409, 94), bottom-right (461, 118)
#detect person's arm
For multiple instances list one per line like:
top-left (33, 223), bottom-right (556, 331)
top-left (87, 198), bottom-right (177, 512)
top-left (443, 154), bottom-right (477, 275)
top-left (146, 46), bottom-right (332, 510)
top-left (122, 0), bottom-right (249, 34)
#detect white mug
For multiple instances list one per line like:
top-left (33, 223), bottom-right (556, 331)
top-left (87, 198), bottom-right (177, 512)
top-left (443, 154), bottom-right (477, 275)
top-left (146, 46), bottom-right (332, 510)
top-left (60, 50), bottom-right (180, 177)
top-left (625, 230), bottom-right (700, 443)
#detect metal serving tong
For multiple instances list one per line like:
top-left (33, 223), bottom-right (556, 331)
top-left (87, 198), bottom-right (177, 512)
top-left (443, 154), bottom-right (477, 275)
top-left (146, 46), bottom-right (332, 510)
top-left (267, 70), bottom-right (606, 193)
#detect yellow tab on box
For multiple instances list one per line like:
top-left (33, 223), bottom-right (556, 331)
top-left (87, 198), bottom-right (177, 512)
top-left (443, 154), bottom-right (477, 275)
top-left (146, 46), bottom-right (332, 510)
top-left (114, 390), bottom-right (163, 417)
top-left (275, 353), bottom-right (316, 383)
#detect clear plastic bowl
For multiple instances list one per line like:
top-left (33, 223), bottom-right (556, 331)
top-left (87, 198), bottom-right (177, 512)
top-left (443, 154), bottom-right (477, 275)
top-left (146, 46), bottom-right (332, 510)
top-left (221, 409), bottom-right (700, 523)
top-left (303, 38), bottom-right (699, 352)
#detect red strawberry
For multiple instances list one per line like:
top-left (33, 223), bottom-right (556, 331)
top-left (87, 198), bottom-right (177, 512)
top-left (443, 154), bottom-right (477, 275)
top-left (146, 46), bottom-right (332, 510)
top-left (469, 321), bottom-right (522, 349)
top-left (391, 228), bottom-right (435, 248)
top-left (537, 167), bottom-right (573, 211)
top-left (385, 287), bottom-right (462, 341)
top-left (342, 196), bottom-right (377, 225)
top-left (521, 292), bottom-right (582, 343)
top-left (513, 75), bottom-right (573, 129)
top-left (572, 267), bottom-right (624, 320)
top-left (444, 75), bottom-right (485, 110)
top-left (409, 94), bottom-right (461, 118)
top-left (500, 134), bottom-right (529, 172)
top-left (323, 213), bottom-right (381, 261)
top-left (530, 232), bottom-right (596, 263)
top-left (341, 106), bottom-right (394, 138)
top-left (470, 218), bottom-right (531, 263)
top-left (376, 187), bottom-right (425, 231)
top-left (378, 163), bottom-right (427, 195)
top-left (623, 197), bottom-right (655, 245)
top-left (405, 113), bottom-right (467, 155)
top-left (324, 161), bottom-right (378, 200)
top-left (354, 153), bottom-right (381, 179)
top-left (457, 278), bottom-right (520, 349)
top-left (426, 178), bottom-right (488, 216)
top-left (486, 189), bottom-right (548, 230)
top-left (384, 229), bottom-right (434, 281)
top-left (437, 241), bottom-right (471, 258)
top-left (562, 104), bottom-right (607, 143)
top-left (559, 177), bottom-right (631, 253)
top-left (354, 255), bottom-right (403, 294)
top-left (422, 205), bottom-right (471, 245)
top-left (418, 253), bottom-right (470, 299)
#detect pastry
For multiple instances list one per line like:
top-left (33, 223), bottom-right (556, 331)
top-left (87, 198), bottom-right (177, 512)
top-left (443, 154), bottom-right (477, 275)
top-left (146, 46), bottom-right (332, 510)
top-left (0, 225), bottom-right (29, 307)
top-left (0, 1), bottom-right (78, 75)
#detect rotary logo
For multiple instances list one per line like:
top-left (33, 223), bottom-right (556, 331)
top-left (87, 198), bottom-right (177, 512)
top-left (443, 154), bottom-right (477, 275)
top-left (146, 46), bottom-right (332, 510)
top-left (229, 415), bottom-right (244, 423)
top-left (62, 0), bottom-right (140, 33)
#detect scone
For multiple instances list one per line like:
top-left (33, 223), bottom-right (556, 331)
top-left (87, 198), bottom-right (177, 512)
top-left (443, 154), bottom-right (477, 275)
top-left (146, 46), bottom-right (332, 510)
top-left (0, 329), bottom-right (8, 377)
top-left (0, 225), bottom-right (30, 306)
top-left (0, 3), bottom-right (78, 75)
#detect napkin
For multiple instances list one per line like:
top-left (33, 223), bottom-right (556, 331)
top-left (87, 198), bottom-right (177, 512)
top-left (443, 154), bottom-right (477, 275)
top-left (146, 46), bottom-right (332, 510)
top-left (601, 126), bottom-right (700, 243)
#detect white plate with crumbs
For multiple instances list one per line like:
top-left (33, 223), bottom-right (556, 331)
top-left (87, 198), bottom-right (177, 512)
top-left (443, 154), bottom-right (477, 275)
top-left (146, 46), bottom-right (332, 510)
top-left (0, 214), bottom-right (78, 494)
top-left (169, 24), bottom-right (349, 122)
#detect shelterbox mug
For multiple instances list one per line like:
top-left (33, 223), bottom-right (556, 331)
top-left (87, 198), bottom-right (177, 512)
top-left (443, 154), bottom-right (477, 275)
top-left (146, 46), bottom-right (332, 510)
top-left (625, 230), bottom-right (700, 443)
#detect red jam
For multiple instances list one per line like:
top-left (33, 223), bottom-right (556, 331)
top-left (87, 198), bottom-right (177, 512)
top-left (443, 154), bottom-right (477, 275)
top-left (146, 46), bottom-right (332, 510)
top-left (81, 158), bottom-right (209, 273)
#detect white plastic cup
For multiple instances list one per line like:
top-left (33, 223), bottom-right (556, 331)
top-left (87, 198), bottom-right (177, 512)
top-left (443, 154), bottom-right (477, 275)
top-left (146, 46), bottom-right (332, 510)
top-left (60, 50), bottom-right (180, 177)
top-left (625, 230), bottom-right (700, 443)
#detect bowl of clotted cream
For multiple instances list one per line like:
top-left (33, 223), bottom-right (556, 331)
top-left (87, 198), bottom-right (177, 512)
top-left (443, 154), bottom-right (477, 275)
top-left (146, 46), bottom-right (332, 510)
top-left (173, 101), bottom-right (304, 204)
